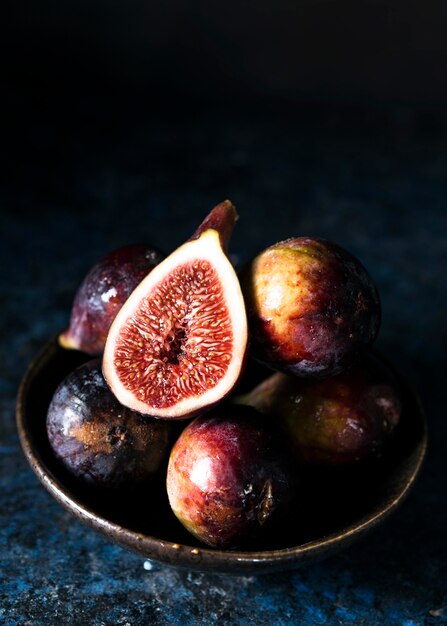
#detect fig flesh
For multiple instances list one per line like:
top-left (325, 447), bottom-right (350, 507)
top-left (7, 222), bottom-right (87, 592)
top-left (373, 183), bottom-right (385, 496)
top-left (46, 360), bottom-right (172, 489)
top-left (237, 357), bottom-right (402, 465)
top-left (60, 245), bottom-right (164, 355)
top-left (166, 405), bottom-right (295, 548)
top-left (241, 238), bottom-right (381, 377)
top-left (103, 201), bottom-right (247, 419)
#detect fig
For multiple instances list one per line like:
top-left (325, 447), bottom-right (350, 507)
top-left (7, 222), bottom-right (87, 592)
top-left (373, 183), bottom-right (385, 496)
top-left (60, 244), bottom-right (164, 356)
top-left (241, 238), bottom-right (380, 377)
top-left (237, 358), bottom-right (402, 465)
top-left (166, 405), bottom-right (295, 548)
top-left (103, 200), bottom-right (247, 419)
top-left (46, 359), bottom-right (172, 489)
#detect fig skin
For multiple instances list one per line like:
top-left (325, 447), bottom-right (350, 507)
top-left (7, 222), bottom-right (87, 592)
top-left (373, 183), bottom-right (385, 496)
top-left (46, 359), bottom-right (173, 489)
top-left (241, 238), bottom-right (381, 377)
top-left (237, 358), bottom-right (402, 465)
top-left (166, 405), bottom-right (295, 548)
top-left (60, 244), bottom-right (164, 356)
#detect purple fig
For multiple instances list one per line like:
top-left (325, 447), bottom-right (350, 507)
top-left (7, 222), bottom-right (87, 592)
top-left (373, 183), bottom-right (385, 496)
top-left (47, 359), bottom-right (172, 489)
top-left (166, 405), bottom-right (294, 548)
top-left (241, 238), bottom-right (380, 377)
top-left (60, 245), bottom-right (164, 355)
top-left (238, 358), bottom-right (401, 465)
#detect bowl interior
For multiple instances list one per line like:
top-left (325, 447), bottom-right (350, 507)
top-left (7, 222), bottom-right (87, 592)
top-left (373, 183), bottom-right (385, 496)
top-left (16, 338), bottom-right (427, 574)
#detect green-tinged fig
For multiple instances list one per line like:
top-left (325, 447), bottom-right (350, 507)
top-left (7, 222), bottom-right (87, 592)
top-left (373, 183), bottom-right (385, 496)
top-left (103, 201), bottom-right (247, 419)
top-left (60, 245), bottom-right (164, 355)
top-left (46, 360), bottom-right (173, 488)
top-left (241, 238), bottom-right (380, 377)
top-left (166, 405), bottom-right (295, 548)
top-left (237, 358), bottom-right (401, 465)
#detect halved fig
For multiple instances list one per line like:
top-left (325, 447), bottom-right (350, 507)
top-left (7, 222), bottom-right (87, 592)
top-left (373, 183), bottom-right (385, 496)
top-left (103, 201), bottom-right (247, 419)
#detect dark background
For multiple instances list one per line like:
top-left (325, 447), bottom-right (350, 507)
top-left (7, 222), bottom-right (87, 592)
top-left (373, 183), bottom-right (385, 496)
top-left (6, 0), bottom-right (447, 106)
top-left (2, 3), bottom-right (447, 624)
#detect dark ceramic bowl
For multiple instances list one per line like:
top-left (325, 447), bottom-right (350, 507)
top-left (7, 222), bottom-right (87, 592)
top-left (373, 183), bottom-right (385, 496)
top-left (16, 337), bottom-right (427, 575)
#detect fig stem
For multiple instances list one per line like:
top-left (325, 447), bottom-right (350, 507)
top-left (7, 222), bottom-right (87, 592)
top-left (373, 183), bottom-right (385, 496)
top-left (58, 330), bottom-right (77, 351)
top-left (189, 200), bottom-right (238, 252)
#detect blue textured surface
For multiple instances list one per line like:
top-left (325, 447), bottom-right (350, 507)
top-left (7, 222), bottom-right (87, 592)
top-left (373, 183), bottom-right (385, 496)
top-left (1, 112), bottom-right (446, 624)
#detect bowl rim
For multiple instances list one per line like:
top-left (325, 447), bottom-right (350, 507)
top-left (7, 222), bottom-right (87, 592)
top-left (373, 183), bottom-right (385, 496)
top-left (16, 337), bottom-right (428, 573)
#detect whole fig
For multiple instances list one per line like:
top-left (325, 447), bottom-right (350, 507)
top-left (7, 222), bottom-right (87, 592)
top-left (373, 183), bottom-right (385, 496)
top-left (166, 405), bottom-right (295, 547)
top-left (47, 360), bottom-right (173, 489)
top-left (241, 238), bottom-right (380, 377)
top-left (60, 244), bottom-right (164, 355)
top-left (238, 357), bottom-right (401, 465)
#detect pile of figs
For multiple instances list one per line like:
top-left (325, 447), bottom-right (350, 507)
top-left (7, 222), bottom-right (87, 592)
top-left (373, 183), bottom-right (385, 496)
top-left (47, 201), bottom-right (402, 549)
